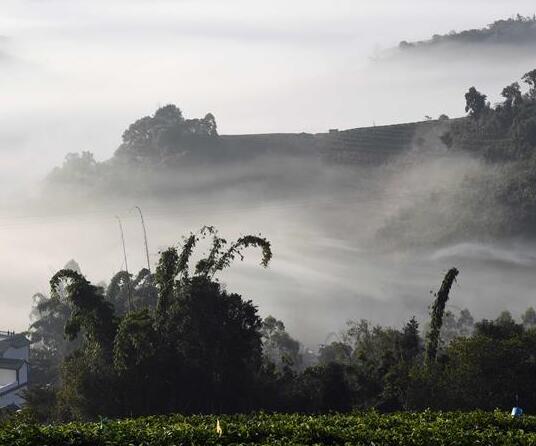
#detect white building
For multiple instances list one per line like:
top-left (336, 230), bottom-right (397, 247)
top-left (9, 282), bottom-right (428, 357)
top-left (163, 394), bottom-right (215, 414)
top-left (0, 331), bottom-right (29, 409)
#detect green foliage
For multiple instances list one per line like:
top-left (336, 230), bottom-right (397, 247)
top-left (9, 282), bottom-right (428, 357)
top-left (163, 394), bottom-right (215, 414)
top-left (501, 82), bottom-right (523, 108)
top-left (399, 15), bottom-right (536, 49)
top-left (446, 69), bottom-right (536, 162)
top-left (47, 151), bottom-right (99, 186)
top-left (439, 309), bottom-right (474, 346)
top-left (400, 316), bottom-right (420, 361)
top-left (522, 307), bottom-right (536, 328)
top-left (464, 87), bottom-right (489, 120)
top-left (50, 269), bottom-right (117, 352)
top-left (104, 269), bottom-right (157, 316)
top-left (522, 69), bottom-right (536, 98)
top-left (113, 309), bottom-right (157, 373)
top-left (261, 316), bottom-right (302, 370)
top-left (32, 227), bottom-right (273, 420)
top-left (380, 68), bottom-right (536, 246)
top-left (318, 342), bottom-right (352, 366)
top-left (117, 104), bottom-right (219, 162)
top-left (27, 233), bottom-right (536, 420)
top-left (4, 411), bottom-right (536, 445)
top-left (46, 105), bottom-right (220, 192)
top-left (425, 268), bottom-right (459, 366)
top-left (291, 363), bottom-right (354, 412)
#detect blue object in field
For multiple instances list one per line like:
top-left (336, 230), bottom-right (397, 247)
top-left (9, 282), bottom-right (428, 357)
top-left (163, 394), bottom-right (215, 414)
top-left (512, 407), bottom-right (523, 417)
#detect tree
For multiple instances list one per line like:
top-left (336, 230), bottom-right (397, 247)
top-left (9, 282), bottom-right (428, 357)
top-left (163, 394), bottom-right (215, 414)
top-left (465, 87), bottom-right (488, 120)
top-left (261, 316), bottom-right (302, 370)
top-left (48, 269), bottom-right (119, 419)
top-left (457, 309), bottom-right (474, 337)
top-left (522, 307), bottom-right (536, 328)
top-left (120, 116), bottom-right (154, 155)
top-left (44, 227), bottom-right (273, 419)
top-left (112, 309), bottom-right (159, 414)
top-left (501, 82), bottom-right (522, 108)
top-left (439, 329), bottom-right (536, 411)
top-left (50, 269), bottom-right (117, 353)
top-left (203, 113), bottom-right (218, 136)
top-left (318, 342), bottom-right (352, 366)
top-left (153, 104), bottom-right (184, 124)
top-left (439, 311), bottom-right (458, 345)
top-left (28, 260), bottom-right (83, 386)
top-left (106, 268), bottom-right (157, 316)
top-left (115, 105), bottom-right (218, 161)
top-left (48, 152), bottom-right (99, 185)
top-left (149, 226), bottom-right (272, 413)
top-left (474, 313), bottom-right (523, 340)
top-left (522, 69), bottom-right (536, 98)
top-left (425, 268), bottom-right (459, 366)
top-left (293, 363), bottom-right (353, 412)
top-left (161, 277), bottom-right (263, 412)
top-left (399, 317), bottom-right (420, 361)
top-left (440, 309), bottom-right (474, 345)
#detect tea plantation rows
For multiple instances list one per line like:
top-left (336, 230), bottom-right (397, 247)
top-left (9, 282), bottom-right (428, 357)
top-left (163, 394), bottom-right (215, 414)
top-left (2, 410), bottom-right (536, 445)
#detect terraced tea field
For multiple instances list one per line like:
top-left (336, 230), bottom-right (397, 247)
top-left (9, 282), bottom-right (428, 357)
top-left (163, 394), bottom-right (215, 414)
top-left (1, 411), bottom-right (534, 445)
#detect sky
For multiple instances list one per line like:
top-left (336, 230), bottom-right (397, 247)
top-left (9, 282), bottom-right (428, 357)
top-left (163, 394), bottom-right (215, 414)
top-left (1, 0), bottom-right (536, 340)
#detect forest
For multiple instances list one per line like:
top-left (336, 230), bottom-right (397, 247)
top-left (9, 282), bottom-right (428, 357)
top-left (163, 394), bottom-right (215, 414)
top-left (12, 68), bottom-right (536, 423)
top-left (45, 69), bottom-right (536, 247)
top-left (6, 4), bottom-right (536, 444)
top-left (379, 68), bottom-right (536, 245)
top-left (398, 14), bottom-right (536, 50)
top-left (20, 223), bottom-right (536, 422)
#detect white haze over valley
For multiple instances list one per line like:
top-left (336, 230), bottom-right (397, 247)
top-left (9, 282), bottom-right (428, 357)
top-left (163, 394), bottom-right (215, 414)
top-left (1, 0), bottom-right (536, 345)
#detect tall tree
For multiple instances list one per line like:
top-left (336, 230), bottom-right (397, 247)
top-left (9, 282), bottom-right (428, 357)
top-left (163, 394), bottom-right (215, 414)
top-left (261, 316), bottom-right (302, 370)
top-left (522, 307), bottom-right (536, 328)
top-left (46, 227), bottom-right (272, 419)
top-left (465, 87), bottom-right (488, 120)
top-left (425, 268), bottom-right (459, 366)
top-left (501, 82), bottom-right (522, 108)
top-left (400, 317), bottom-right (420, 361)
top-left (522, 69), bottom-right (536, 98)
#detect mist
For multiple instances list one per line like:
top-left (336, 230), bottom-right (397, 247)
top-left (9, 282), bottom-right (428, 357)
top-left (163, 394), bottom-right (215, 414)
top-left (1, 132), bottom-right (534, 347)
top-left (2, 0), bottom-right (536, 347)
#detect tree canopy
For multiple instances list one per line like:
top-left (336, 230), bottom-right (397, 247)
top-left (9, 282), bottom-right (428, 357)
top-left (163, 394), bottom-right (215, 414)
top-left (398, 15), bottom-right (536, 50)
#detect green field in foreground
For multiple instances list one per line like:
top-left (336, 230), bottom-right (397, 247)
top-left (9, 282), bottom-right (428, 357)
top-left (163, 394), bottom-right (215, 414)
top-left (1, 411), bottom-right (535, 445)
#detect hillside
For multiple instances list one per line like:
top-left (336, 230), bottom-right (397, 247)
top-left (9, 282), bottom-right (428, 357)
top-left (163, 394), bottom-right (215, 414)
top-left (44, 67), bottom-right (536, 247)
top-left (217, 120), bottom-right (443, 163)
top-left (48, 111), bottom-right (446, 188)
top-left (398, 15), bottom-right (536, 50)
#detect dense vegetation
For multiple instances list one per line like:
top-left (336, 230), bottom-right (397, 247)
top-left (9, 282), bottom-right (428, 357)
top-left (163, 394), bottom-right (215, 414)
top-left (27, 227), bottom-right (273, 420)
top-left (23, 226), bottom-right (536, 422)
top-left (442, 68), bottom-right (536, 236)
top-left (25, 68), bottom-right (536, 423)
top-left (398, 15), bottom-right (536, 50)
top-left (46, 66), bottom-right (536, 245)
top-left (46, 105), bottom-right (222, 191)
top-left (380, 68), bottom-right (536, 245)
top-left (2, 411), bottom-right (536, 445)
top-left (44, 103), bottom-right (328, 201)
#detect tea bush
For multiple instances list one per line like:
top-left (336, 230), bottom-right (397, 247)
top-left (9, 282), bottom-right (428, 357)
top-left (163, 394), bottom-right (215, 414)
top-left (1, 411), bottom-right (535, 445)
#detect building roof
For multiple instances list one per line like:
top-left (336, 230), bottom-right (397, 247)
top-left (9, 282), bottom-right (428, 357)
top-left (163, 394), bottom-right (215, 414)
top-left (0, 334), bottom-right (30, 355)
top-left (0, 358), bottom-right (24, 370)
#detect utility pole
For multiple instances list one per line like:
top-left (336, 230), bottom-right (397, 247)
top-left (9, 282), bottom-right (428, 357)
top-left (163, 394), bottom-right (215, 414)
top-left (134, 205), bottom-right (151, 273)
top-left (116, 215), bottom-right (132, 312)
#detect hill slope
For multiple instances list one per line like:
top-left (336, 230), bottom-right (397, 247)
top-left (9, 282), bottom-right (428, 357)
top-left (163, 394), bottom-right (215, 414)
top-left (398, 15), bottom-right (536, 50)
